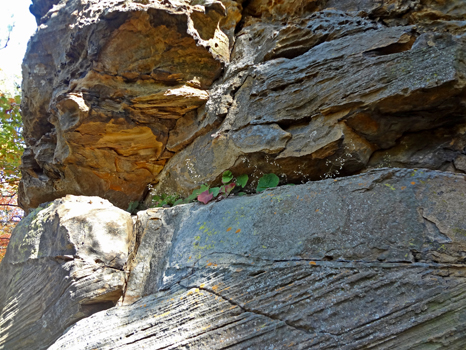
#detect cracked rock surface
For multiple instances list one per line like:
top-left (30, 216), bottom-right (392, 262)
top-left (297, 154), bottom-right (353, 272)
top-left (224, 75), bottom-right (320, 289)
top-left (19, 0), bottom-right (466, 212)
top-left (19, 0), bottom-right (239, 212)
top-left (0, 196), bottom-right (133, 350)
top-left (43, 168), bottom-right (466, 349)
top-left (151, 1), bottom-right (466, 198)
top-left (8, 0), bottom-right (466, 348)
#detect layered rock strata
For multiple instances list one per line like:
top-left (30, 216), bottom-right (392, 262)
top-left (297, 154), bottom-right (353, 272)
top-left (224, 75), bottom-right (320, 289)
top-left (1, 169), bottom-right (465, 349)
top-left (19, 0), bottom-right (466, 212)
top-left (20, 0), bottom-right (240, 211)
top-left (8, 1), bottom-right (466, 348)
top-left (0, 196), bottom-right (133, 350)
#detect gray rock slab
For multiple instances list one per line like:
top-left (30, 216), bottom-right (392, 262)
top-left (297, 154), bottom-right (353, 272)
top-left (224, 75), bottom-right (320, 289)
top-left (0, 196), bottom-right (133, 350)
top-left (50, 168), bottom-right (466, 349)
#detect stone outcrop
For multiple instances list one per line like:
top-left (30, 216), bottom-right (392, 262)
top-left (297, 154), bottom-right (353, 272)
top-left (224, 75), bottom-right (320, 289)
top-left (0, 196), bottom-right (133, 350)
top-left (19, 0), bottom-right (466, 212)
top-left (20, 0), bottom-right (240, 211)
top-left (5, 0), bottom-right (466, 349)
top-left (2, 169), bottom-right (466, 349)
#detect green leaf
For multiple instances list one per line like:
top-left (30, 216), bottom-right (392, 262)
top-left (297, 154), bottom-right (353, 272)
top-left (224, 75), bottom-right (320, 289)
top-left (209, 187), bottom-right (221, 197)
top-left (237, 192), bottom-right (247, 196)
top-left (126, 201), bottom-right (139, 214)
top-left (222, 170), bottom-right (233, 184)
top-left (256, 173), bottom-right (280, 192)
top-left (173, 198), bottom-right (184, 206)
top-left (236, 174), bottom-right (248, 188)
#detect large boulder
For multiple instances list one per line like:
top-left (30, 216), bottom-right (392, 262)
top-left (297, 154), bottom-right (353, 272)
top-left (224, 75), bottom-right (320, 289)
top-left (17, 168), bottom-right (464, 349)
top-left (0, 196), bottom-right (133, 350)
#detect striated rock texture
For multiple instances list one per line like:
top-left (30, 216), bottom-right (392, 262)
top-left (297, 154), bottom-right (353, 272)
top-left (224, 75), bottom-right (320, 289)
top-left (20, 0), bottom-right (240, 211)
top-left (19, 0), bottom-right (466, 212)
top-left (0, 169), bottom-right (462, 349)
top-left (12, 0), bottom-right (466, 348)
top-left (153, 1), bottom-right (466, 198)
top-left (0, 195), bottom-right (133, 350)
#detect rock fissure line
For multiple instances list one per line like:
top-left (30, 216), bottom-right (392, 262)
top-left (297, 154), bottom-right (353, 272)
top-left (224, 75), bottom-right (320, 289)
top-left (188, 250), bottom-right (466, 269)
top-left (180, 282), bottom-right (321, 337)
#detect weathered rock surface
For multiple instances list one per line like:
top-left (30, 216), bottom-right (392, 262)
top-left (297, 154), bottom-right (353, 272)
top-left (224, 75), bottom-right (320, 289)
top-left (20, 0), bottom-right (466, 212)
top-left (0, 195), bottom-right (133, 350)
top-left (153, 7), bottom-right (466, 197)
top-left (11, 0), bottom-right (466, 348)
top-left (19, 0), bottom-right (240, 211)
top-left (0, 168), bottom-right (458, 349)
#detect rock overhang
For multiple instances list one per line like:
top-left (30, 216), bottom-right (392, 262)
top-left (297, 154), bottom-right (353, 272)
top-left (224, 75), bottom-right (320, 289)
top-left (18, 0), bottom-right (466, 218)
top-left (19, 0), bottom-right (238, 212)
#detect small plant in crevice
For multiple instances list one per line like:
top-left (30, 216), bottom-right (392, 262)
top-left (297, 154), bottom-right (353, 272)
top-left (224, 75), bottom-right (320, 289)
top-left (255, 173), bottom-right (279, 192)
top-left (145, 171), bottom-right (286, 211)
top-left (126, 201), bottom-right (140, 214)
top-left (195, 170), bottom-right (248, 205)
top-left (152, 193), bottom-right (183, 207)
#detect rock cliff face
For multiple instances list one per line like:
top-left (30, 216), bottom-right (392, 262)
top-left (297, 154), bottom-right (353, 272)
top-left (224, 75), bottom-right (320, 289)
top-left (2, 169), bottom-right (466, 349)
top-left (19, 0), bottom-right (466, 211)
top-left (2, 0), bottom-right (466, 349)
top-left (20, 0), bottom-right (239, 211)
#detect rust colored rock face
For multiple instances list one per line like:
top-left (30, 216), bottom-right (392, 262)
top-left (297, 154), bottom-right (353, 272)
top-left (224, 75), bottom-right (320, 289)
top-left (19, 0), bottom-right (466, 211)
top-left (19, 0), bottom-right (238, 211)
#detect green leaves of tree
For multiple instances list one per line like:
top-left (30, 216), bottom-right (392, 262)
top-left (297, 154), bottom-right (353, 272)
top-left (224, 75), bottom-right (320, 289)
top-left (0, 91), bottom-right (23, 181)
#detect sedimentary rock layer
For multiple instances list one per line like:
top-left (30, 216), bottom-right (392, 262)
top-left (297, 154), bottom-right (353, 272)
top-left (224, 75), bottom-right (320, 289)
top-left (20, 0), bottom-right (466, 212)
top-left (153, 6), bottom-right (466, 197)
top-left (19, 0), bottom-right (240, 211)
top-left (2, 168), bottom-right (460, 349)
top-left (0, 196), bottom-right (133, 350)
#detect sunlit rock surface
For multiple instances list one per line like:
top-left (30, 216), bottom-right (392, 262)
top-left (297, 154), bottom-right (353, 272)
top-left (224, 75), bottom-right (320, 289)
top-left (19, 0), bottom-right (240, 211)
top-left (10, 0), bottom-right (466, 348)
top-left (153, 6), bottom-right (466, 197)
top-left (0, 195), bottom-right (133, 350)
top-left (19, 0), bottom-right (466, 211)
top-left (42, 169), bottom-right (466, 349)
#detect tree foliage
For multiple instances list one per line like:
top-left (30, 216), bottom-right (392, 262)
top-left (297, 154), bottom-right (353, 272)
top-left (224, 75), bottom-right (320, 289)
top-left (0, 82), bottom-right (24, 263)
top-left (0, 92), bottom-right (22, 179)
